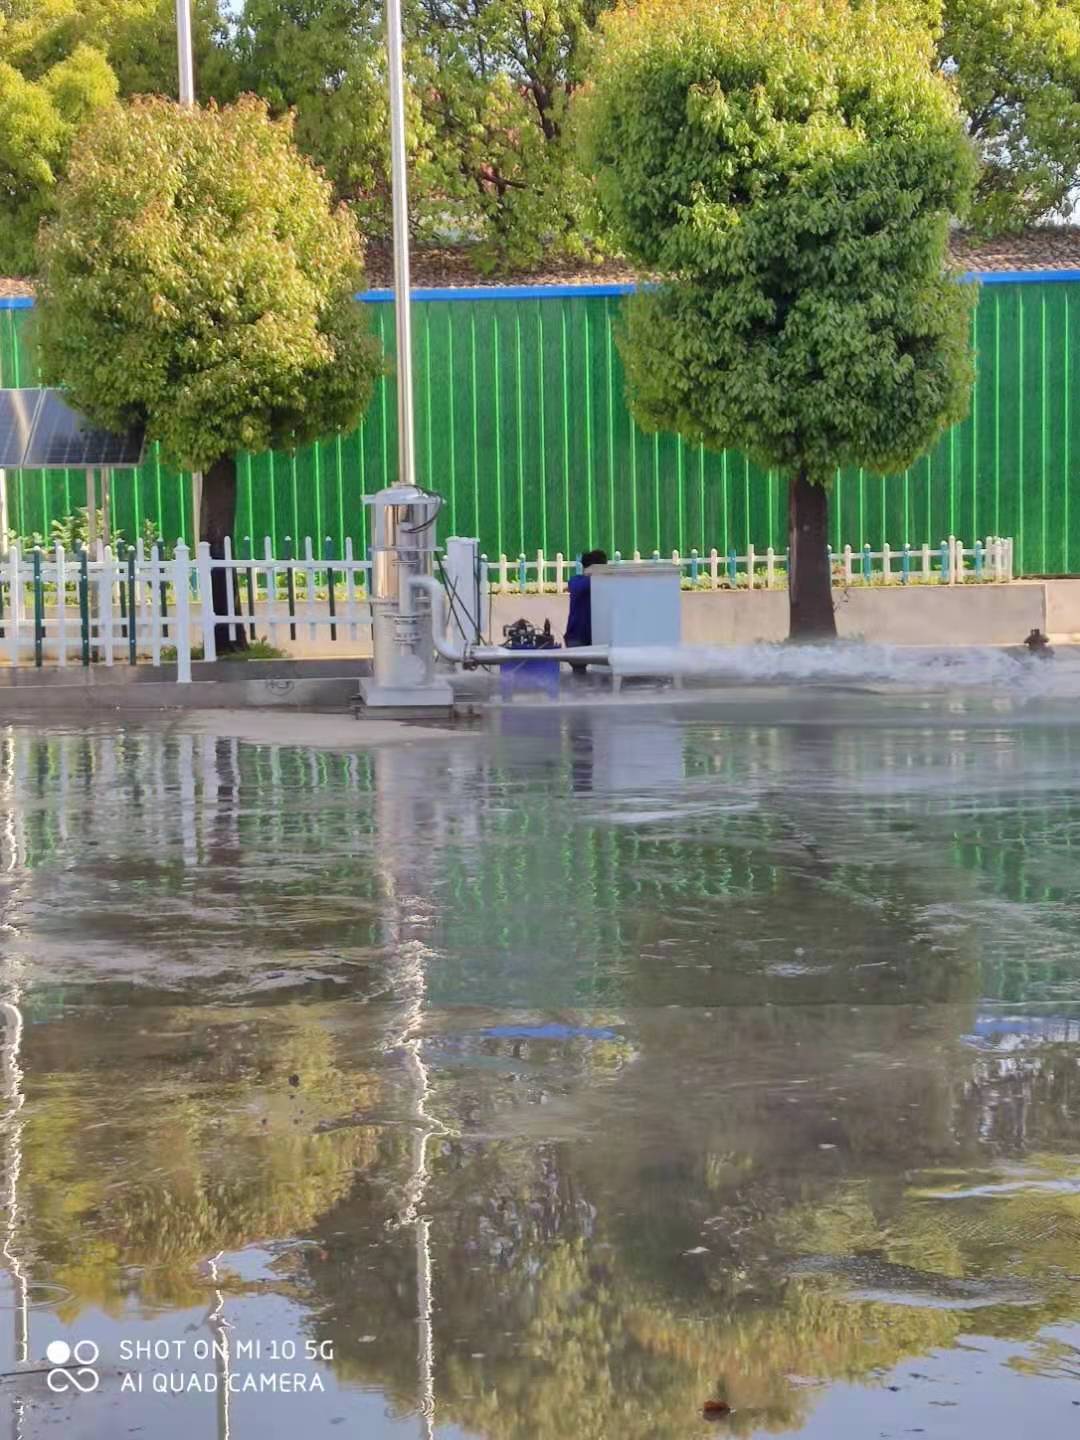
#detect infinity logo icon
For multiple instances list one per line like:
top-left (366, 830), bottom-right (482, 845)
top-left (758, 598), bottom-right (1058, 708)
top-left (45, 1339), bottom-right (100, 1394)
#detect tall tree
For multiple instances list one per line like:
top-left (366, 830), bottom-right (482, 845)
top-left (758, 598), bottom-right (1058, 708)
top-left (582, 0), bottom-right (977, 640)
top-left (939, 0), bottom-right (1080, 232)
top-left (36, 97), bottom-right (384, 650)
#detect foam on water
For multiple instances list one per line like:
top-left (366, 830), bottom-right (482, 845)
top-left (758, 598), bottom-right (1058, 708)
top-left (612, 641), bottom-right (1080, 695)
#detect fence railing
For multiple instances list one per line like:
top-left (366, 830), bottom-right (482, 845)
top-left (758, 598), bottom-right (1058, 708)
top-left (483, 536), bottom-right (1015, 593)
top-left (0, 536), bottom-right (373, 681)
top-left (0, 532), bottom-right (1017, 680)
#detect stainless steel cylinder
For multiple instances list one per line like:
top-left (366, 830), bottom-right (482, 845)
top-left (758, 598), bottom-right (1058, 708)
top-left (366, 485), bottom-right (442, 691)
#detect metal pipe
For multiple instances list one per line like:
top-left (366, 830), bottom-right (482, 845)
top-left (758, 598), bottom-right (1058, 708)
top-left (386, 0), bottom-right (416, 489)
top-left (176, 0), bottom-right (195, 105)
top-left (409, 576), bottom-right (611, 667)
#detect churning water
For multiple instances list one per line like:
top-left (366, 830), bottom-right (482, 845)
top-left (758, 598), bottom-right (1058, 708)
top-left (614, 639), bottom-right (1080, 692)
top-left (1, 681), bottom-right (1080, 1437)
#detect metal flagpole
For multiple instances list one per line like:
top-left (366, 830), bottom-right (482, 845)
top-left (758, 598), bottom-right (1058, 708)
top-left (176, 0), bottom-right (195, 104)
top-left (385, 0), bottom-right (416, 488)
top-left (175, 0), bottom-right (201, 542)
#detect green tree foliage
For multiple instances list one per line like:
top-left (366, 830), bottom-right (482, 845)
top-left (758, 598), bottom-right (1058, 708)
top-left (232, 0), bottom-right (392, 240)
top-left (940, 0), bottom-right (1080, 231)
top-left (0, 0), bottom-right (238, 273)
top-left (36, 97), bottom-right (384, 647)
top-left (36, 95), bottom-right (382, 474)
top-left (581, 0), bottom-right (976, 638)
top-left (0, 45), bottom-right (117, 274)
top-left (0, 0), bottom-right (236, 97)
top-left (231, 0), bottom-right (610, 267)
top-left (412, 0), bottom-right (609, 267)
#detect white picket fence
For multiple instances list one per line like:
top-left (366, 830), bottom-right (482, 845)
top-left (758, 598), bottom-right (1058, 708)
top-left (484, 536), bottom-right (1014, 593)
top-left (0, 536), bottom-right (373, 682)
top-left (0, 532), bottom-right (1016, 680)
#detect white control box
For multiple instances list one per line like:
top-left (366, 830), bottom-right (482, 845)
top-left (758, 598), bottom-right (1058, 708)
top-left (589, 562), bottom-right (681, 648)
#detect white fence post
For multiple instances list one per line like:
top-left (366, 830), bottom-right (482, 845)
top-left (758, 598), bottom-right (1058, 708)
top-left (149, 543), bottom-right (162, 665)
top-left (99, 545), bottom-right (115, 666)
top-left (843, 544), bottom-right (853, 584)
top-left (343, 536), bottom-right (358, 640)
top-left (746, 544), bottom-right (756, 590)
top-left (221, 534), bottom-right (238, 644)
top-left (921, 543), bottom-right (931, 582)
top-left (555, 552), bottom-right (565, 594)
top-left (709, 548), bottom-right (719, 589)
top-left (765, 546), bottom-right (775, 588)
top-left (303, 535), bottom-right (318, 640)
top-left (263, 536), bottom-right (278, 647)
top-left (196, 541), bottom-right (216, 662)
top-left (949, 534), bottom-right (958, 585)
top-left (881, 543), bottom-right (891, 583)
top-left (54, 541), bottom-right (67, 666)
top-left (7, 545), bottom-right (20, 667)
top-left (173, 542), bottom-right (192, 683)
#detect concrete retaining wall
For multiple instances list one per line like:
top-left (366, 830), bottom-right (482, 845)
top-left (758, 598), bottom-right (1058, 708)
top-left (1044, 580), bottom-right (1080, 639)
top-left (0, 658), bottom-right (371, 713)
top-left (490, 583), bottom-right (1048, 648)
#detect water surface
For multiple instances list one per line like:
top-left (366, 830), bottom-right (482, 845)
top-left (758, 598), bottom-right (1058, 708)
top-left (1, 689), bottom-right (1080, 1436)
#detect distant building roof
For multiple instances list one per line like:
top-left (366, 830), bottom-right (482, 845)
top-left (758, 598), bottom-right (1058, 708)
top-left (365, 229), bottom-right (1080, 289)
top-left (950, 227), bottom-right (1080, 273)
top-left (5, 229), bottom-right (1080, 301)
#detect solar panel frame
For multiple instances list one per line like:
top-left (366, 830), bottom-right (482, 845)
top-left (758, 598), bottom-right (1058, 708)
top-left (22, 390), bottom-right (145, 470)
top-left (0, 390), bottom-right (44, 468)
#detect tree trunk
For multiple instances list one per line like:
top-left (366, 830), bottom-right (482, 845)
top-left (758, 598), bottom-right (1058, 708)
top-left (200, 454), bottom-right (248, 654)
top-left (787, 470), bottom-right (837, 641)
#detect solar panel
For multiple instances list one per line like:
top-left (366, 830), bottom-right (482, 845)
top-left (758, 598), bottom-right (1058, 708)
top-left (22, 390), bottom-right (145, 470)
top-left (0, 390), bottom-right (43, 468)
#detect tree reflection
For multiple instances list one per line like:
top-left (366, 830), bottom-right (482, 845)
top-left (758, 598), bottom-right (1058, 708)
top-left (15, 1002), bottom-right (389, 1317)
top-left (1, 716), bottom-right (1080, 1436)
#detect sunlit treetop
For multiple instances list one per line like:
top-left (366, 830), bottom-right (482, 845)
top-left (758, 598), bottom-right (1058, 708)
top-left (36, 97), bottom-right (384, 472)
top-left (579, 0), bottom-right (977, 481)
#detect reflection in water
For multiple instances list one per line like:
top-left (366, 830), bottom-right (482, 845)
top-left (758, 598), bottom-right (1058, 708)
top-left (374, 747), bottom-right (450, 1440)
top-left (0, 707), bottom-right (1077, 1435)
top-left (1, 1000), bottom-right (27, 1440)
top-left (206, 1254), bottom-right (231, 1440)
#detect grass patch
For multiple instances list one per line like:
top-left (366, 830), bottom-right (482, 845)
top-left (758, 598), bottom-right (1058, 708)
top-left (161, 636), bottom-right (288, 663)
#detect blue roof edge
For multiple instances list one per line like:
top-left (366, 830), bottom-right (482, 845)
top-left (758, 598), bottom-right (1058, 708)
top-left (4, 267), bottom-right (1080, 311)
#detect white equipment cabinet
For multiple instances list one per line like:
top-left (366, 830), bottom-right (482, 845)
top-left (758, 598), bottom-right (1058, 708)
top-left (589, 562), bottom-right (682, 648)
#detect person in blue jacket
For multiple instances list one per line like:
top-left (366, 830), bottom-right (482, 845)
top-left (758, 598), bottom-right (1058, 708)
top-left (565, 549), bottom-right (607, 651)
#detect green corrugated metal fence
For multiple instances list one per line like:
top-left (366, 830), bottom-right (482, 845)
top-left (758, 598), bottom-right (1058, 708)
top-left (2, 280), bottom-right (1077, 574)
